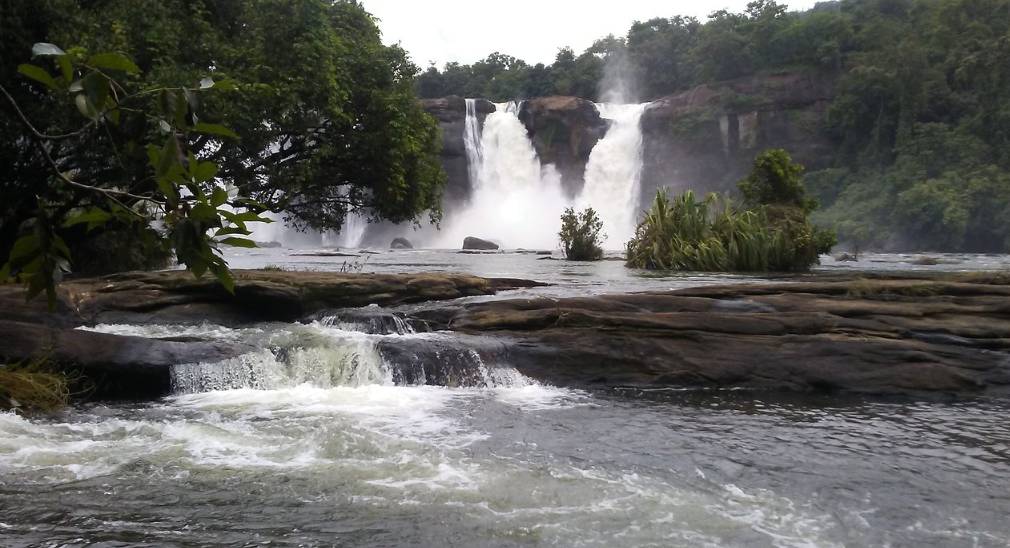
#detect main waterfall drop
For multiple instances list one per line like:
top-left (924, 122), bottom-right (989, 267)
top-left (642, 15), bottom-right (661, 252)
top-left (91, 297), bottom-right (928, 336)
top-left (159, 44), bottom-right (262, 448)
top-left (435, 101), bottom-right (568, 250)
top-left (578, 103), bottom-right (647, 249)
top-left (434, 98), bottom-right (647, 251)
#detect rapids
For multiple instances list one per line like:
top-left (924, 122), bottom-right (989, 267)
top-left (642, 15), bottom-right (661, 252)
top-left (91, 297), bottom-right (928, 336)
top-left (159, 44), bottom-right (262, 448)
top-left (3, 249), bottom-right (1010, 546)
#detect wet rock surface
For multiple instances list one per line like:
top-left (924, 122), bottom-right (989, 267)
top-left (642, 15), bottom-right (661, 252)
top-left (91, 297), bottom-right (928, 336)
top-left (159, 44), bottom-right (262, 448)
top-left (462, 236), bottom-right (500, 250)
top-left (414, 273), bottom-right (1010, 396)
top-left (0, 270), bottom-right (546, 399)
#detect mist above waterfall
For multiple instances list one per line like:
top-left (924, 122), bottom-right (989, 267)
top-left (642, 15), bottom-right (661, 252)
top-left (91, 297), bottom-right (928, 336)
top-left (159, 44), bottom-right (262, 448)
top-left (598, 48), bottom-right (639, 104)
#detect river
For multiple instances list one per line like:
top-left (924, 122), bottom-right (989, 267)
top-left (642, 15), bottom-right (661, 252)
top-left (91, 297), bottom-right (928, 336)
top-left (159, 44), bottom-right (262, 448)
top-left (2, 247), bottom-right (1009, 547)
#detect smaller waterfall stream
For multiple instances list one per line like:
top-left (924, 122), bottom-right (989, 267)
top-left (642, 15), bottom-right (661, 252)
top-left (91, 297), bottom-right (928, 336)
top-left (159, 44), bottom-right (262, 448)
top-left (578, 103), bottom-right (647, 249)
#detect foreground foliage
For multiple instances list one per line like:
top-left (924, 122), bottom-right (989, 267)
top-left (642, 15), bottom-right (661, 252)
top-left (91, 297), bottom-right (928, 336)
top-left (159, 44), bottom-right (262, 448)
top-left (559, 207), bottom-right (604, 261)
top-left (627, 150), bottom-right (835, 271)
top-left (1, 0), bottom-right (445, 282)
top-left (0, 42), bottom-right (268, 302)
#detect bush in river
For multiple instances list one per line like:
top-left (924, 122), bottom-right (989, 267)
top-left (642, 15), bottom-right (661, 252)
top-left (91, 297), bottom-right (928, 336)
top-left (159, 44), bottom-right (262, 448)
top-left (626, 150), bottom-right (836, 272)
top-left (559, 207), bottom-right (605, 261)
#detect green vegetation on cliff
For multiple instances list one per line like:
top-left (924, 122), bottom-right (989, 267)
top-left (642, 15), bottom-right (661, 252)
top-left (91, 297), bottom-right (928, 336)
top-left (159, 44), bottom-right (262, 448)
top-left (420, 0), bottom-right (1010, 253)
top-left (627, 150), bottom-right (834, 271)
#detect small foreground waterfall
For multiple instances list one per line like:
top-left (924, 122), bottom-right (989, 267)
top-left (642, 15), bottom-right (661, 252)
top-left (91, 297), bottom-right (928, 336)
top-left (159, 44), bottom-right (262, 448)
top-left (578, 103), bottom-right (647, 249)
top-left (435, 101), bottom-right (568, 249)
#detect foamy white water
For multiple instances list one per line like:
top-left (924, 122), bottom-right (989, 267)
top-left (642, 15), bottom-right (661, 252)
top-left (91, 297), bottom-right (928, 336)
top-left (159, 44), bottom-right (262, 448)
top-left (435, 101), bottom-right (570, 250)
top-left (578, 103), bottom-right (647, 249)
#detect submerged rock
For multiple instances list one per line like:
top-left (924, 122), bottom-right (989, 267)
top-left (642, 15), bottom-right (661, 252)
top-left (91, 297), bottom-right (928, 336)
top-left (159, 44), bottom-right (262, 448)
top-left (463, 236), bottom-right (499, 250)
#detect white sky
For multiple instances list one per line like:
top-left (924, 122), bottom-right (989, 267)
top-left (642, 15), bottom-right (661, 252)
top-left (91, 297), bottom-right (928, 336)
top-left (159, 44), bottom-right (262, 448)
top-left (360, 0), bottom-right (821, 67)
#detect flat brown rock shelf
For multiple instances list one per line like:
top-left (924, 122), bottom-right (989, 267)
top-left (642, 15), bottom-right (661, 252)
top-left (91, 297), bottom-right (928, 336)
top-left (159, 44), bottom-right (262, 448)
top-left (7, 270), bottom-right (547, 326)
top-left (414, 273), bottom-right (1010, 397)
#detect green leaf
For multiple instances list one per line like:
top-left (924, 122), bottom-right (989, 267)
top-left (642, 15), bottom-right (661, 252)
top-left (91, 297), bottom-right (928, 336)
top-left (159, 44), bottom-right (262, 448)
top-left (190, 203), bottom-right (220, 223)
top-left (211, 186), bottom-right (228, 207)
top-left (57, 56), bottom-right (73, 82)
top-left (82, 71), bottom-right (110, 112)
top-left (63, 207), bottom-right (112, 231)
top-left (213, 267), bottom-right (235, 294)
top-left (199, 77), bottom-right (215, 89)
top-left (74, 94), bottom-right (98, 120)
top-left (17, 64), bottom-right (57, 90)
top-left (9, 234), bottom-right (40, 263)
top-left (221, 210), bottom-right (272, 224)
top-left (86, 52), bottom-right (140, 74)
top-left (32, 43), bottom-right (66, 57)
top-left (157, 136), bottom-right (180, 177)
top-left (214, 226), bottom-right (251, 237)
top-left (219, 237), bottom-right (257, 248)
top-left (213, 79), bottom-right (238, 91)
top-left (51, 235), bottom-right (72, 260)
top-left (192, 122), bottom-right (239, 139)
top-left (194, 162), bottom-right (219, 184)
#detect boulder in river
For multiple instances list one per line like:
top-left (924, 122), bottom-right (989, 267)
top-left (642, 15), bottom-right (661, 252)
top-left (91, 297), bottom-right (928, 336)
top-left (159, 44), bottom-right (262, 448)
top-left (463, 236), bottom-right (499, 251)
top-left (390, 237), bottom-right (414, 249)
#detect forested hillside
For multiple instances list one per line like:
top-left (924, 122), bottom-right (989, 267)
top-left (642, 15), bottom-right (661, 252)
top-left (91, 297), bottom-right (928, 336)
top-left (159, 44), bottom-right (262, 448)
top-left (418, 0), bottom-right (1010, 252)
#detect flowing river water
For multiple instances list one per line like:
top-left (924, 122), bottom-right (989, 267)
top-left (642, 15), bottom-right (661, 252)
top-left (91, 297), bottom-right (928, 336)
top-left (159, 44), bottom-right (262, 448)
top-left (2, 248), bottom-right (1010, 547)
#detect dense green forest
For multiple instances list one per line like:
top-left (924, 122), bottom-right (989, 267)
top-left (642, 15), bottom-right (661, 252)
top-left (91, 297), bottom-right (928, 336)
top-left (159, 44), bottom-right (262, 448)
top-left (418, 0), bottom-right (1010, 253)
top-left (1, 0), bottom-right (444, 292)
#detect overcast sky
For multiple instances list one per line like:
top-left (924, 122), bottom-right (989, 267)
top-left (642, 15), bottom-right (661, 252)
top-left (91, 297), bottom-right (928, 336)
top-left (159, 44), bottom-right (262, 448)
top-left (360, 0), bottom-right (821, 67)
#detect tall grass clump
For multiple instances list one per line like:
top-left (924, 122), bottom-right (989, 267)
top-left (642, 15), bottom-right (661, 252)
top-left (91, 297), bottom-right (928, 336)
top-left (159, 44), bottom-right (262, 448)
top-left (626, 150), bottom-right (836, 272)
top-left (0, 357), bottom-right (70, 414)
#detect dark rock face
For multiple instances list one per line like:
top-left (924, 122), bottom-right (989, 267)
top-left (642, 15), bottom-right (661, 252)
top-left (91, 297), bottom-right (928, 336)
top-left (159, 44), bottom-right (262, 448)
top-left (419, 96), bottom-right (495, 207)
top-left (462, 236), bottom-right (499, 250)
top-left (640, 71), bottom-right (835, 209)
top-left (0, 320), bottom-right (250, 399)
top-left (415, 274), bottom-right (1010, 397)
top-left (518, 96), bottom-right (608, 197)
top-left (390, 237), bottom-right (413, 249)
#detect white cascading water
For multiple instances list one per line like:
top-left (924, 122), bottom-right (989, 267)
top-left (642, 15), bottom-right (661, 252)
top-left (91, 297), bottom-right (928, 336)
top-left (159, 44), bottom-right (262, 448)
top-left (434, 101), bottom-right (568, 249)
top-left (577, 103), bottom-right (647, 249)
top-left (463, 98), bottom-right (483, 186)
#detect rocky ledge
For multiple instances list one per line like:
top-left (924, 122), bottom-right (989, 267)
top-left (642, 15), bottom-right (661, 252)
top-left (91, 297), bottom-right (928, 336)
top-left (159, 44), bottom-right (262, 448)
top-left (414, 273), bottom-right (1010, 397)
top-left (0, 270), bottom-right (545, 398)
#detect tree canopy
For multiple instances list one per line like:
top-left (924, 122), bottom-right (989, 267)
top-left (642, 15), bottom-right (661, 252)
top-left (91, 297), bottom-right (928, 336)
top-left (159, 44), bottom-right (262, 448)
top-left (1, 0), bottom-right (445, 285)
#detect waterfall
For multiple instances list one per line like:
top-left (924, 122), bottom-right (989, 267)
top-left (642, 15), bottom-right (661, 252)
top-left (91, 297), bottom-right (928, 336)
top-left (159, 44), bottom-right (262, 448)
top-left (168, 324), bottom-right (536, 393)
top-left (463, 98), bottom-right (483, 187)
top-left (433, 101), bottom-right (568, 250)
top-left (577, 103), bottom-right (647, 249)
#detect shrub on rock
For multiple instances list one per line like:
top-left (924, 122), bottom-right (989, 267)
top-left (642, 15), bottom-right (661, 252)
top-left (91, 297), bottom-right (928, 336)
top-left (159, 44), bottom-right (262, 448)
top-left (559, 207), bottom-right (604, 261)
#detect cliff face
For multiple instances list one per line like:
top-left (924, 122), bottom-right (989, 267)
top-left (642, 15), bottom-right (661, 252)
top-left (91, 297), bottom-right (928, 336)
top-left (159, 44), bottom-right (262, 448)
top-left (517, 96), bottom-right (608, 197)
top-left (639, 71), bottom-right (835, 208)
top-left (419, 96), bottom-right (494, 208)
top-left (420, 71), bottom-right (835, 219)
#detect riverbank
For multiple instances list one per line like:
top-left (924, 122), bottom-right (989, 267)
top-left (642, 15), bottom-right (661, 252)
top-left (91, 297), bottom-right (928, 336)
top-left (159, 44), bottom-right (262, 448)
top-left (3, 269), bottom-right (1009, 401)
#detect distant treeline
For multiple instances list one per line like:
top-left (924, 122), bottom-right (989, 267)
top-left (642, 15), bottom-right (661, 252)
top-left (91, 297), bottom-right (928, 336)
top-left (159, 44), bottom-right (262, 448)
top-left (418, 0), bottom-right (1010, 253)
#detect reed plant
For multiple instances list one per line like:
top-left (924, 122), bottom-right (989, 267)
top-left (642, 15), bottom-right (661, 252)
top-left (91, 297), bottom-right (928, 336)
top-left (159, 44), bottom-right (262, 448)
top-left (626, 190), bottom-right (830, 272)
top-left (0, 356), bottom-right (71, 414)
